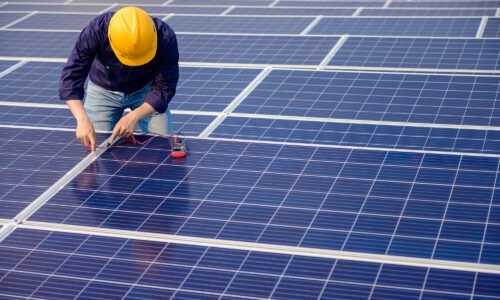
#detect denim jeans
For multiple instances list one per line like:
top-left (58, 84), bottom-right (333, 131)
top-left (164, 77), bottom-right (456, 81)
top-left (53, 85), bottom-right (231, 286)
top-left (84, 80), bottom-right (173, 135)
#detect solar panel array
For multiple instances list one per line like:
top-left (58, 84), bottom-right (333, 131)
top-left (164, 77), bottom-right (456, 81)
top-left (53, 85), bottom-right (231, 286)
top-left (1, 0), bottom-right (500, 299)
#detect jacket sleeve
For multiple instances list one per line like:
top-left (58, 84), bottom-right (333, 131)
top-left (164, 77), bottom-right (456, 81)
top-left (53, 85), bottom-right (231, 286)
top-left (59, 16), bottom-right (105, 101)
top-left (143, 30), bottom-right (179, 114)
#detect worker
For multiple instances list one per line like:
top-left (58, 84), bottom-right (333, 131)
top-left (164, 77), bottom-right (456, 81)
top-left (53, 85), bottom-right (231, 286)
top-left (59, 6), bottom-right (179, 152)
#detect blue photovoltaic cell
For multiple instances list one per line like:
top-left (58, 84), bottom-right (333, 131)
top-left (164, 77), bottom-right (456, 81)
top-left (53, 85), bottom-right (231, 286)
top-left (167, 16), bottom-right (315, 34)
top-left (0, 13), bottom-right (29, 27)
top-left (275, 1), bottom-right (385, 7)
top-left (228, 7), bottom-right (356, 16)
top-left (309, 17), bottom-right (481, 37)
top-left (0, 31), bottom-right (77, 58)
top-left (390, 1), bottom-right (500, 8)
top-left (29, 138), bottom-right (500, 263)
top-left (328, 37), bottom-right (500, 70)
top-left (210, 117), bottom-right (500, 154)
top-left (0, 3), bottom-right (109, 13)
top-left (172, 67), bottom-right (261, 112)
top-left (0, 128), bottom-right (93, 219)
top-left (178, 34), bottom-right (339, 65)
top-left (0, 61), bottom-right (65, 104)
top-left (360, 8), bottom-right (497, 17)
top-left (483, 18), bottom-right (500, 38)
top-left (234, 70), bottom-right (500, 126)
top-left (0, 228), bottom-right (498, 300)
top-left (10, 13), bottom-right (96, 30)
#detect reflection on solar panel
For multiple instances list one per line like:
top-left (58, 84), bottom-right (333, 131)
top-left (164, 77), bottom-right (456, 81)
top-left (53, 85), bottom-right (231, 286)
top-left (1, 228), bottom-right (499, 299)
top-left (328, 37), bottom-right (500, 70)
top-left (234, 70), bottom-right (500, 126)
top-left (1, 0), bottom-right (499, 298)
top-left (309, 17), bottom-right (481, 37)
top-left (178, 34), bottom-right (339, 65)
top-left (211, 117), bottom-right (500, 154)
top-left (168, 16), bottom-right (314, 34)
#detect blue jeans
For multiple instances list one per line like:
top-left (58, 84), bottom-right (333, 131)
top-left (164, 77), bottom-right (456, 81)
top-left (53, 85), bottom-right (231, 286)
top-left (84, 80), bottom-right (173, 135)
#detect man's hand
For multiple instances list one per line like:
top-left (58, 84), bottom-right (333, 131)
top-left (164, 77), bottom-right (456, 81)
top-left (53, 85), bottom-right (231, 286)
top-left (65, 99), bottom-right (96, 153)
top-left (109, 112), bottom-right (138, 144)
top-left (76, 117), bottom-right (96, 153)
top-left (109, 103), bottom-right (157, 144)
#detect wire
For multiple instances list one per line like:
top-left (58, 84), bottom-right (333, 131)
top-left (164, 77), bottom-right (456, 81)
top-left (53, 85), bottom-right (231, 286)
top-left (84, 134), bottom-right (173, 151)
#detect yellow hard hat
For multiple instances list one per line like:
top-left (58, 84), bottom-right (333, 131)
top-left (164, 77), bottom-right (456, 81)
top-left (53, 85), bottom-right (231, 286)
top-left (108, 7), bottom-right (157, 66)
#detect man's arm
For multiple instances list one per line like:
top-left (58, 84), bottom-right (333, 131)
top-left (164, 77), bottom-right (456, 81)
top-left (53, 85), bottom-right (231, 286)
top-left (109, 102), bottom-right (156, 144)
top-left (66, 99), bottom-right (96, 153)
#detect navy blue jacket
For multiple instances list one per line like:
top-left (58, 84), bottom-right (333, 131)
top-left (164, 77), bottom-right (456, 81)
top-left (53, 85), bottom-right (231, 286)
top-left (59, 12), bottom-right (179, 114)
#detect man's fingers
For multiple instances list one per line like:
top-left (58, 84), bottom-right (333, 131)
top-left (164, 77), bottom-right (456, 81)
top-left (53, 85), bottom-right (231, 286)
top-left (109, 131), bottom-right (117, 145)
top-left (89, 134), bottom-right (96, 153)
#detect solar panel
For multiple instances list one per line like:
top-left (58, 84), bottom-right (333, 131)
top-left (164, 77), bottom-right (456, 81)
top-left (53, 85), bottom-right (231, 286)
top-left (172, 67), bottom-right (262, 112)
top-left (359, 8), bottom-right (497, 17)
top-left (169, 0), bottom-right (272, 5)
top-left (0, 128), bottom-right (90, 219)
top-left (0, 31), bottom-right (77, 58)
top-left (483, 18), bottom-right (500, 38)
top-left (0, 61), bottom-right (64, 104)
top-left (309, 17), bottom-right (481, 37)
top-left (8, 13), bottom-right (97, 30)
top-left (1, 0), bottom-right (500, 298)
top-left (327, 37), bottom-right (500, 71)
top-left (0, 60), bottom-right (20, 72)
top-left (178, 34), bottom-right (339, 65)
top-left (275, 1), bottom-right (385, 8)
top-left (390, 1), bottom-right (500, 8)
top-left (0, 13), bottom-right (30, 27)
top-left (27, 137), bottom-right (500, 264)
top-left (210, 116), bottom-right (500, 154)
top-left (1, 228), bottom-right (499, 299)
top-left (115, 4), bottom-right (227, 15)
top-left (0, 3), bottom-right (109, 13)
top-left (233, 70), bottom-right (500, 126)
top-left (228, 7), bottom-right (356, 16)
top-left (0, 105), bottom-right (75, 128)
top-left (168, 16), bottom-right (315, 34)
